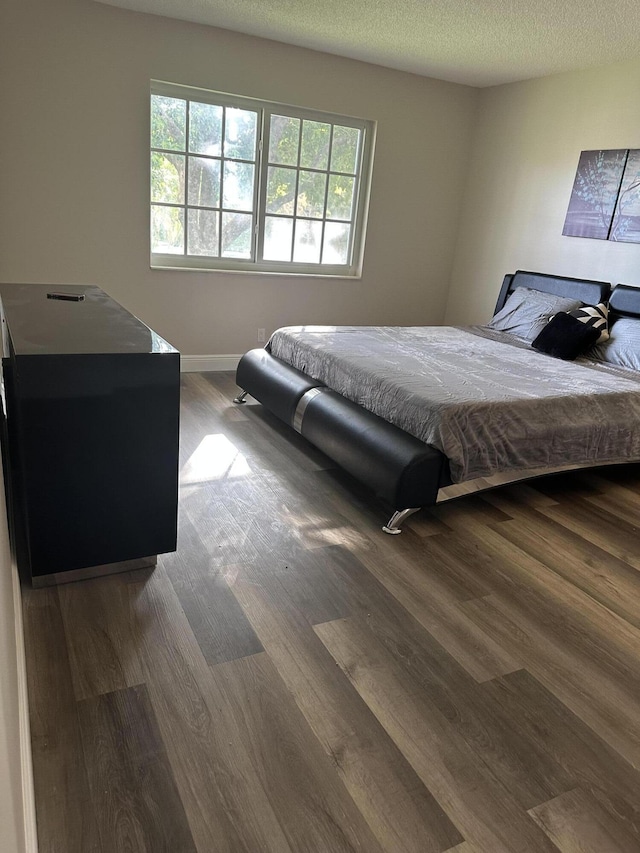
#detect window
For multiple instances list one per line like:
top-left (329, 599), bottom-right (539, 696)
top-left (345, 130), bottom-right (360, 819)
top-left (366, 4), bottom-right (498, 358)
top-left (150, 81), bottom-right (375, 276)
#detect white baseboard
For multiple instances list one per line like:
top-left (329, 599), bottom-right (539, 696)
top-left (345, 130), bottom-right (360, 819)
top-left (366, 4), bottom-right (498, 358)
top-left (180, 354), bottom-right (242, 372)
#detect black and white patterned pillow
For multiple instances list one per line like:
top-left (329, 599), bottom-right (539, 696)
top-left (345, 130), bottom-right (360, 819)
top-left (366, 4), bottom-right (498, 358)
top-left (567, 303), bottom-right (609, 343)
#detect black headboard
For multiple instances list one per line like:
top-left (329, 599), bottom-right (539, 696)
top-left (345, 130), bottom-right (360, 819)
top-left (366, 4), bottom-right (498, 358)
top-left (609, 284), bottom-right (640, 321)
top-left (494, 270), bottom-right (612, 316)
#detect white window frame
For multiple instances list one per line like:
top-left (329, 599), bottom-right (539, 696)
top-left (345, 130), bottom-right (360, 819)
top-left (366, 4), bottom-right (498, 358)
top-left (150, 80), bottom-right (376, 277)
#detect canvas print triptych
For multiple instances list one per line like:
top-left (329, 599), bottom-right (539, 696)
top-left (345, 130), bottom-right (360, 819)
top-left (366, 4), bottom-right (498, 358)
top-left (563, 149), bottom-right (640, 243)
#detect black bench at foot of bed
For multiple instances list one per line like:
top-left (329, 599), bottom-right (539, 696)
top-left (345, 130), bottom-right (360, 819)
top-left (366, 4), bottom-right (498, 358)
top-left (234, 347), bottom-right (452, 533)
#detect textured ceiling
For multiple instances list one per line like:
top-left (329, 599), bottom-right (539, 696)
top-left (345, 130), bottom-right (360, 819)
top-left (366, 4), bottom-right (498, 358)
top-left (95, 0), bottom-right (640, 87)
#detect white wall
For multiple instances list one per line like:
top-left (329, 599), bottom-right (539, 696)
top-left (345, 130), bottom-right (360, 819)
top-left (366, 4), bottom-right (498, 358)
top-left (446, 58), bottom-right (640, 325)
top-left (0, 0), bottom-right (477, 356)
top-left (0, 459), bottom-right (31, 853)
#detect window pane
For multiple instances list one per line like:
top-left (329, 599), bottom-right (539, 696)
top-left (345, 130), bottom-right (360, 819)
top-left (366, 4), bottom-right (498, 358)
top-left (188, 157), bottom-right (220, 208)
top-left (269, 115), bottom-right (300, 166)
top-left (221, 212), bottom-right (253, 258)
top-left (224, 108), bottom-right (257, 160)
top-left (189, 102), bottom-right (222, 155)
top-left (151, 205), bottom-right (184, 254)
top-left (296, 171), bottom-right (326, 218)
top-left (300, 120), bottom-right (331, 170)
top-left (264, 217), bottom-right (293, 261)
top-left (188, 209), bottom-right (219, 256)
top-left (223, 161), bottom-right (255, 211)
top-left (151, 95), bottom-right (186, 151)
top-left (266, 166), bottom-right (296, 215)
top-left (293, 219), bottom-right (322, 263)
top-left (326, 175), bottom-right (355, 220)
top-left (331, 126), bottom-right (360, 174)
top-left (322, 221), bottom-right (350, 264)
top-left (151, 152), bottom-right (185, 204)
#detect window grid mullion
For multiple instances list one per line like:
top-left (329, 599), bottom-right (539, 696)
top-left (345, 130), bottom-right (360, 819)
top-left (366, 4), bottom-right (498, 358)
top-left (319, 124), bottom-right (335, 264)
top-left (218, 107), bottom-right (226, 258)
top-left (345, 128), bottom-right (365, 265)
top-left (183, 104), bottom-right (190, 256)
top-left (249, 110), bottom-right (263, 263)
top-left (290, 118), bottom-right (303, 263)
top-left (256, 111), bottom-right (269, 264)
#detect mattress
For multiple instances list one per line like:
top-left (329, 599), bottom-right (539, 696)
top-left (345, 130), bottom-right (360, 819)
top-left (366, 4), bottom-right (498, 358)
top-left (267, 324), bottom-right (640, 482)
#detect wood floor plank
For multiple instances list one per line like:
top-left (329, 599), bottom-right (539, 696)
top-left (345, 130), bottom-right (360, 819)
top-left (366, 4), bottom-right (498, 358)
top-left (209, 652), bottom-right (385, 852)
top-left (22, 585), bottom-right (103, 853)
top-left (536, 496), bottom-right (640, 571)
top-left (480, 507), bottom-right (640, 628)
top-left (182, 476), bottom-right (311, 561)
top-left (256, 546), bottom-right (352, 625)
top-left (127, 565), bottom-right (295, 853)
top-left (430, 494), bottom-right (513, 530)
top-left (231, 560), bottom-right (463, 853)
top-left (402, 531), bottom-right (496, 602)
top-left (351, 542), bottom-right (521, 681)
top-left (161, 512), bottom-right (263, 665)
top-left (255, 542), bottom-right (569, 810)
top-left (576, 472), bottom-right (640, 528)
top-left (483, 668), bottom-right (640, 844)
top-left (179, 482), bottom-right (264, 566)
top-left (529, 788), bottom-right (640, 853)
top-left (58, 574), bottom-right (144, 700)
top-left (77, 684), bottom-right (197, 852)
top-left (461, 592), bottom-right (640, 771)
top-left (466, 520), bottom-right (640, 685)
top-left (313, 549), bottom-right (573, 810)
top-left (314, 616), bottom-right (559, 853)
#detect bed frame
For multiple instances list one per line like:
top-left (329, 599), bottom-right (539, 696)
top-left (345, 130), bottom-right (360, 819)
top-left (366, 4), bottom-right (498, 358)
top-left (233, 270), bottom-right (637, 533)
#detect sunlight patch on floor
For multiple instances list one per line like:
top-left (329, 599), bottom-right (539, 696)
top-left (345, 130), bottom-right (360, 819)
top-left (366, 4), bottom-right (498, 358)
top-left (181, 434), bottom-right (251, 484)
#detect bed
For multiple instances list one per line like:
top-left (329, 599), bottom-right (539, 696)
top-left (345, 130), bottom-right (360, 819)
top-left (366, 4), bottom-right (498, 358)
top-left (233, 271), bottom-right (640, 532)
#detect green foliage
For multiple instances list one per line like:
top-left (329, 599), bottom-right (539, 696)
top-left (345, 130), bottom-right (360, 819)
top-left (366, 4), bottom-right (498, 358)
top-left (326, 175), bottom-right (354, 220)
top-left (297, 171), bottom-right (326, 218)
top-left (300, 121), bottom-right (330, 170)
top-left (269, 115), bottom-right (300, 166)
top-left (151, 96), bottom-right (186, 151)
top-left (331, 126), bottom-right (359, 174)
top-left (151, 152), bottom-right (184, 204)
top-left (224, 109), bottom-right (258, 160)
top-left (189, 102), bottom-right (222, 156)
top-left (188, 157), bottom-right (220, 208)
top-left (151, 205), bottom-right (184, 253)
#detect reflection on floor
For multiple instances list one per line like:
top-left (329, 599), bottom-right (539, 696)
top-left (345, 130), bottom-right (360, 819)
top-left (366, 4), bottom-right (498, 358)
top-left (22, 371), bottom-right (640, 853)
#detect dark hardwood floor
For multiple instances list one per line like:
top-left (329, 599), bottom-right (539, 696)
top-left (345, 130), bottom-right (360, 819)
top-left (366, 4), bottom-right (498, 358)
top-left (22, 371), bottom-right (640, 852)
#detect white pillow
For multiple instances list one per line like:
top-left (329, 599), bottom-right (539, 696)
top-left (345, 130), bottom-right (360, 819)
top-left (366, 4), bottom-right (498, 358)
top-left (590, 318), bottom-right (640, 370)
top-left (488, 287), bottom-right (583, 342)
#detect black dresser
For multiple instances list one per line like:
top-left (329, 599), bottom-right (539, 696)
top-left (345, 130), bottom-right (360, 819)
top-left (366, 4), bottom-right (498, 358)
top-left (0, 284), bottom-right (180, 585)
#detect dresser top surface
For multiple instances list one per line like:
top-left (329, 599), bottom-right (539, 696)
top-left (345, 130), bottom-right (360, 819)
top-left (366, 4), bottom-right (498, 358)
top-left (0, 284), bottom-right (178, 356)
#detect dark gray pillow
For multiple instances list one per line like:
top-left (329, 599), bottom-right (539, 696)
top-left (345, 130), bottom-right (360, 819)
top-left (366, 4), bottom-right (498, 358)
top-left (488, 287), bottom-right (583, 342)
top-left (590, 318), bottom-right (640, 370)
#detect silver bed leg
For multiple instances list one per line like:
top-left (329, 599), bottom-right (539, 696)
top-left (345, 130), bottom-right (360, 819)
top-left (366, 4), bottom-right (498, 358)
top-left (382, 507), bottom-right (421, 534)
top-left (233, 390), bottom-right (248, 404)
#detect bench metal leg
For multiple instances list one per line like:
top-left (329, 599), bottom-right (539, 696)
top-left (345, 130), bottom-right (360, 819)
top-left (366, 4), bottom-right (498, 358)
top-left (382, 507), bottom-right (421, 534)
top-left (233, 390), bottom-right (248, 404)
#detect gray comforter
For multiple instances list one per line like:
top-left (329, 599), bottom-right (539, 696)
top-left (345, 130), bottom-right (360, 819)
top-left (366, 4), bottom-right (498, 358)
top-left (267, 324), bottom-right (640, 482)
